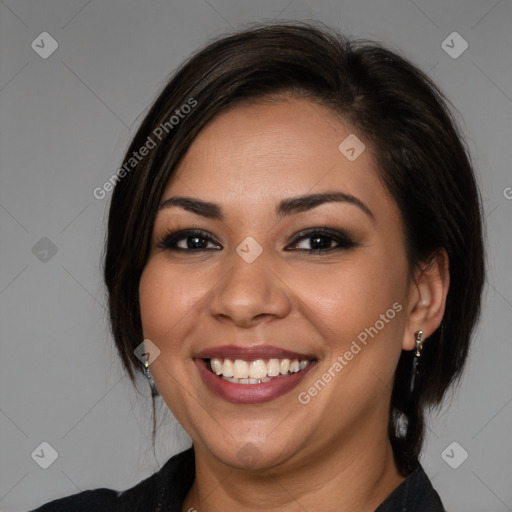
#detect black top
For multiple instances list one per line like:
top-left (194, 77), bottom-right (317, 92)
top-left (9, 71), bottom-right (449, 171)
top-left (30, 447), bottom-right (446, 511)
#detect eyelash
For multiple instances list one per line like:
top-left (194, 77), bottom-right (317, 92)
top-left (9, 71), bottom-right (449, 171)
top-left (156, 226), bottom-right (358, 253)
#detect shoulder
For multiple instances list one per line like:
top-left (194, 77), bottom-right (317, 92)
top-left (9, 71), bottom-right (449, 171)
top-left (29, 447), bottom-right (195, 512)
top-left (28, 487), bottom-right (121, 512)
top-left (375, 463), bottom-right (446, 512)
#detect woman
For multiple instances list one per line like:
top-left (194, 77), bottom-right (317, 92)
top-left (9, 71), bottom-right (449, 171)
top-left (33, 21), bottom-right (485, 512)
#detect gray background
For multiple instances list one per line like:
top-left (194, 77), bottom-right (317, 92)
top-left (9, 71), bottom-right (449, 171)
top-left (0, 0), bottom-right (511, 511)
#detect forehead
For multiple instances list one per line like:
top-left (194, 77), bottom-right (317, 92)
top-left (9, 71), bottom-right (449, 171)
top-left (164, 98), bottom-right (390, 215)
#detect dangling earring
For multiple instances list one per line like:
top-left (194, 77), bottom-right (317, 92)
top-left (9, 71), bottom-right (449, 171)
top-left (143, 358), bottom-right (160, 397)
top-left (409, 330), bottom-right (423, 395)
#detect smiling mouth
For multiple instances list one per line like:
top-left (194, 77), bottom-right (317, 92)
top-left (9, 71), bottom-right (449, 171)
top-left (205, 357), bottom-right (314, 384)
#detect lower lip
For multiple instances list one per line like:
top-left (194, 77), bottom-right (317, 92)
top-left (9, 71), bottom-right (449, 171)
top-left (195, 359), bottom-right (316, 404)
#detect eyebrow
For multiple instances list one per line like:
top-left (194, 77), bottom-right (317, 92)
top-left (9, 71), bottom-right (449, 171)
top-left (158, 196), bottom-right (223, 219)
top-left (158, 192), bottom-right (375, 222)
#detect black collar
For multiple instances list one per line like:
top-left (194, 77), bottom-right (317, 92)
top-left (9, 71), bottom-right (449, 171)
top-left (144, 448), bottom-right (445, 512)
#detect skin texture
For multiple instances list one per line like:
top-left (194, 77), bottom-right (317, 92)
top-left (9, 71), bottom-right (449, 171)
top-left (138, 98), bottom-right (450, 512)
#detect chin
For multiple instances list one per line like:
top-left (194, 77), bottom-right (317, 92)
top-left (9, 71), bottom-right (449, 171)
top-left (198, 432), bottom-right (304, 472)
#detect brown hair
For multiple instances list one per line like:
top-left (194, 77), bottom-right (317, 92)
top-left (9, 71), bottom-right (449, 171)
top-left (103, 21), bottom-right (485, 475)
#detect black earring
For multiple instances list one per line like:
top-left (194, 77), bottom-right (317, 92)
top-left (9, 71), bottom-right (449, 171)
top-left (409, 330), bottom-right (423, 395)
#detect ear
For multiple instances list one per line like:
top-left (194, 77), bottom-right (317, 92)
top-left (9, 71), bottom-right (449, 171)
top-left (402, 248), bottom-right (450, 351)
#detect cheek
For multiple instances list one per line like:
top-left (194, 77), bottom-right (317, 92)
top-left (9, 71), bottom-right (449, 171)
top-left (139, 259), bottom-right (207, 340)
top-left (138, 260), bottom-right (202, 416)
top-left (289, 251), bottom-right (407, 381)
top-left (292, 258), bottom-right (403, 337)
top-left (139, 264), bottom-right (173, 339)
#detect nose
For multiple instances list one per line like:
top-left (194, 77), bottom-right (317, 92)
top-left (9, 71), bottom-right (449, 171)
top-left (208, 251), bottom-right (292, 328)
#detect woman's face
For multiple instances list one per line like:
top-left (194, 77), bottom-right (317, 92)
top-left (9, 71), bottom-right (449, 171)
top-left (139, 98), bottom-right (413, 470)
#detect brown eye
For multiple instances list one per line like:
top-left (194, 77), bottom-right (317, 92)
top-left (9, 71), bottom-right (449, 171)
top-left (157, 230), bottom-right (222, 251)
top-left (286, 228), bottom-right (357, 252)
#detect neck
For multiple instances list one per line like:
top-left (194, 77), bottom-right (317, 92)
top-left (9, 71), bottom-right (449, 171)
top-left (182, 427), bottom-right (405, 512)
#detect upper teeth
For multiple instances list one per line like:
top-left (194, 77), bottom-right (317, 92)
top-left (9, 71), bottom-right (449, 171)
top-left (209, 358), bottom-right (311, 380)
